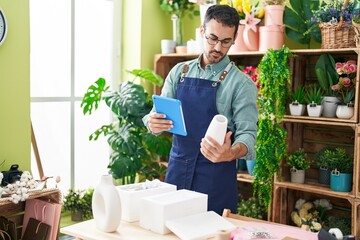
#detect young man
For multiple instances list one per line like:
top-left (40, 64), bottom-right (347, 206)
top-left (143, 5), bottom-right (258, 215)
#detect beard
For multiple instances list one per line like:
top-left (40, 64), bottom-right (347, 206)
top-left (204, 49), bottom-right (225, 64)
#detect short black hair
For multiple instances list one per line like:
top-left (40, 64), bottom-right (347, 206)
top-left (203, 5), bottom-right (240, 37)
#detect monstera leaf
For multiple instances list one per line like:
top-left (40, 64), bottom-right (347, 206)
top-left (127, 68), bottom-right (164, 86)
top-left (284, 0), bottom-right (321, 47)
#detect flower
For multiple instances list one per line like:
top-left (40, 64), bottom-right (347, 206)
top-left (331, 60), bottom-right (357, 105)
top-left (240, 65), bottom-right (260, 90)
top-left (311, 0), bottom-right (359, 26)
top-left (220, 0), bottom-right (264, 20)
top-left (160, 0), bottom-right (199, 18)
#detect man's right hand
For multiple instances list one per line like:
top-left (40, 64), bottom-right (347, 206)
top-left (148, 112), bottom-right (173, 134)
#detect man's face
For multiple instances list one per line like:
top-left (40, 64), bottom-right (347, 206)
top-left (200, 19), bottom-right (236, 66)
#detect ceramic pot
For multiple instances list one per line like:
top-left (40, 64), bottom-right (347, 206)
top-left (243, 26), bottom-right (259, 51)
top-left (322, 96), bottom-right (340, 118)
top-left (290, 168), bottom-right (305, 184)
top-left (336, 105), bottom-right (354, 119)
top-left (259, 25), bottom-right (284, 51)
top-left (237, 159), bottom-right (247, 171)
top-left (264, 5), bottom-right (284, 26)
top-left (307, 104), bottom-right (323, 117)
top-left (289, 103), bottom-right (306, 116)
top-left (229, 25), bottom-right (249, 52)
top-left (92, 175), bottom-right (122, 232)
top-left (71, 211), bottom-right (83, 222)
top-left (205, 114), bottom-right (228, 145)
top-left (330, 170), bottom-right (352, 192)
top-left (246, 160), bottom-right (256, 176)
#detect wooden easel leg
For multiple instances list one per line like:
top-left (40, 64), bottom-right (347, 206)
top-left (31, 121), bottom-right (44, 179)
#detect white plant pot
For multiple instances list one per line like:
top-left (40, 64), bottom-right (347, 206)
top-left (322, 96), bottom-right (340, 118)
top-left (290, 168), bottom-right (305, 184)
top-left (307, 104), bottom-right (323, 117)
top-left (289, 103), bottom-right (306, 116)
top-left (336, 105), bottom-right (354, 119)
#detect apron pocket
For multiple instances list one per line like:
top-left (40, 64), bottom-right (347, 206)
top-left (165, 156), bottom-right (195, 190)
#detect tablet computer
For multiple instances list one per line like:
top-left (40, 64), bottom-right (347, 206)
top-left (152, 95), bottom-right (187, 136)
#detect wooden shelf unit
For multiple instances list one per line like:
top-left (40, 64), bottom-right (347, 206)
top-left (153, 48), bottom-right (360, 237)
top-left (0, 189), bottom-right (61, 239)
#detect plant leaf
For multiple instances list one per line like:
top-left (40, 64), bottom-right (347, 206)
top-left (126, 69), bottom-right (164, 86)
top-left (80, 78), bottom-right (110, 115)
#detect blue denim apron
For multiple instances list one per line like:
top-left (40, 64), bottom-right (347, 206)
top-left (165, 62), bottom-right (238, 215)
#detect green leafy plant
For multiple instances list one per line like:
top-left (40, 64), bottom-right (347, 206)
top-left (290, 86), bottom-right (306, 104)
top-left (81, 69), bottom-right (172, 183)
top-left (159, 0), bottom-right (199, 18)
top-left (321, 147), bottom-right (353, 173)
top-left (63, 188), bottom-right (94, 220)
top-left (284, 0), bottom-right (321, 48)
top-left (304, 85), bottom-right (324, 105)
top-left (314, 147), bottom-right (332, 169)
top-left (237, 196), bottom-right (267, 220)
top-left (288, 148), bottom-right (310, 170)
top-left (253, 46), bottom-right (292, 212)
top-left (315, 54), bottom-right (339, 96)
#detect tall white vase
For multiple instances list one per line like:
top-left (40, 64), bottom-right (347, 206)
top-left (322, 96), bottom-right (340, 118)
top-left (92, 175), bottom-right (122, 232)
top-left (205, 114), bottom-right (228, 145)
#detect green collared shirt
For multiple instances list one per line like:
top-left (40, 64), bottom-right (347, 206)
top-left (143, 54), bottom-right (258, 160)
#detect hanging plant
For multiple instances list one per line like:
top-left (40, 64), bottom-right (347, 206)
top-left (253, 46), bottom-right (292, 212)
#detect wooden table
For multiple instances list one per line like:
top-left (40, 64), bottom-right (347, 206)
top-left (60, 217), bottom-right (318, 240)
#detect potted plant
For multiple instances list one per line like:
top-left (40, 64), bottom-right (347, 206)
top-left (314, 147), bottom-right (332, 185)
top-left (263, 0), bottom-right (286, 26)
top-left (315, 53), bottom-right (340, 118)
top-left (332, 60), bottom-right (357, 119)
top-left (322, 147), bottom-right (353, 192)
top-left (289, 86), bottom-right (306, 116)
top-left (304, 84), bottom-right (323, 117)
top-left (253, 46), bottom-right (292, 215)
top-left (288, 148), bottom-right (310, 184)
top-left (81, 69), bottom-right (172, 184)
top-left (63, 188), bottom-right (94, 221)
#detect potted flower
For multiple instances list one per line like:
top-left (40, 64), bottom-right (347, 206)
top-left (220, 0), bottom-right (264, 51)
top-left (304, 84), bottom-right (323, 117)
top-left (289, 86), bottom-right (306, 116)
top-left (309, 0), bottom-right (359, 49)
top-left (315, 53), bottom-right (340, 118)
top-left (314, 147), bottom-right (333, 185)
top-left (287, 148), bottom-right (310, 184)
top-left (263, 0), bottom-right (286, 26)
top-left (322, 147), bottom-right (353, 192)
top-left (63, 188), bottom-right (94, 221)
top-left (331, 60), bottom-right (357, 119)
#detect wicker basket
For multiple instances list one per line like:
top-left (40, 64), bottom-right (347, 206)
top-left (319, 22), bottom-right (356, 49)
top-left (353, 21), bottom-right (360, 48)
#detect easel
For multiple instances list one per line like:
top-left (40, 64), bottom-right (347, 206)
top-left (30, 121), bottom-right (44, 179)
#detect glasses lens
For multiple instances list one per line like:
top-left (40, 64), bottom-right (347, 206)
top-left (221, 40), bottom-right (232, 48)
top-left (205, 34), bottom-right (232, 48)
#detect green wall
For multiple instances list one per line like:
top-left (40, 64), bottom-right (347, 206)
top-left (0, 1), bottom-right (30, 171)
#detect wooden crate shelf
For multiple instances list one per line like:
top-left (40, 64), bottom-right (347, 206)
top-left (0, 188), bottom-right (61, 239)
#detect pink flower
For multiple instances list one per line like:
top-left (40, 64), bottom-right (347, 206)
top-left (331, 84), bottom-right (340, 91)
top-left (339, 77), bottom-right (351, 87)
top-left (240, 12), bottom-right (261, 32)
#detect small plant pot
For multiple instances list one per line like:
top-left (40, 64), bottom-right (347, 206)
top-left (307, 104), bottom-right (323, 117)
top-left (330, 169), bottom-right (352, 192)
top-left (246, 160), bottom-right (256, 176)
top-left (318, 166), bottom-right (330, 185)
top-left (290, 168), bottom-right (305, 184)
top-left (289, 103), bottom-right (306, 116)
top-left (322, 96), bottom-right (340, 118)
top-left (71, 211), bottom-right (83, 222)
top-left (336, 105), bottom-right (354, 119)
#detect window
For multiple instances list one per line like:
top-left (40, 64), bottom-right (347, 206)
top-left (30, 0), bottom-right (119, 193)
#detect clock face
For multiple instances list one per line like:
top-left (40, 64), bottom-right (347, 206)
top-left (0, 9), bottom-right (7, 46)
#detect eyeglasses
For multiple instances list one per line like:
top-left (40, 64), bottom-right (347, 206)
top-left (204, 33), bottom-right (233, 48)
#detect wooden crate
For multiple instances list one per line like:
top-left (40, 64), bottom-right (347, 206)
top-left (0, 188), bottom-right (61, 240)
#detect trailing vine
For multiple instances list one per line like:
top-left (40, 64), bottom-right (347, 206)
top-left (253, 46), bottom-right (292, 211)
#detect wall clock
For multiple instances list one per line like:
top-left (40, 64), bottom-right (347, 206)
top-left (0, 9), bottom-right (7, 46)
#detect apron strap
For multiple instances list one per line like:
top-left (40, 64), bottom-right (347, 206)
top-left (180, 64), bottom-right (189, 83)
top-left (212, 62), bottom-right (233, 87)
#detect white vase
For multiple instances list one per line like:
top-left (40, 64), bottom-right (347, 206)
top-left (307, 104), bottom-right (323, 117)
top-left (205, 114), bottom-right (228, 145)
top-left (289, 103), bottom-right (305, 116)
top-left (322, 96), bottom-right (340, 118)
top-left (290, 168), bottom-right (305, 184)
top-left (336, 105), bottom-right (354, 119)
top-left (92, 175), bottom-right (122, 232)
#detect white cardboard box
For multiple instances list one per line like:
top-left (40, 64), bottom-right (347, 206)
top-left (116, 181), bottom-right (176, 222)
top-left (139, 189), bottom-right (208, 234)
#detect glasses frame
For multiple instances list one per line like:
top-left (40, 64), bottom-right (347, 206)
top-left (204, 32), bottom-right (234, 48)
